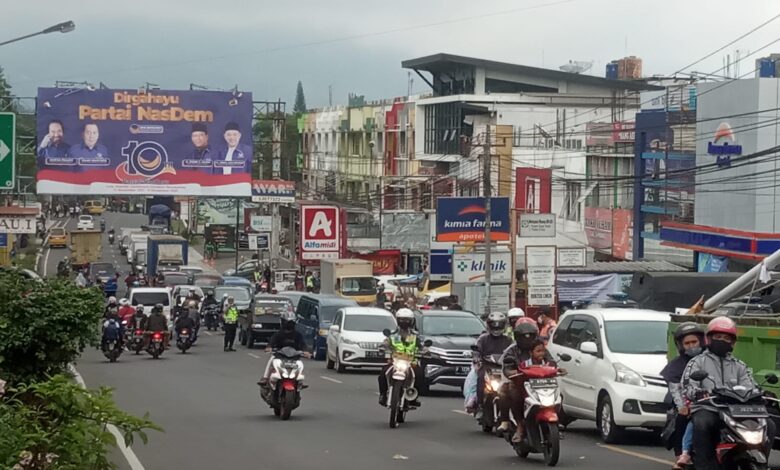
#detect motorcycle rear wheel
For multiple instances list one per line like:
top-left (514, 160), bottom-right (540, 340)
top-left (389, 385), bottom-right (403, 429)
top-left (541, 422), bottom-right (560, 466)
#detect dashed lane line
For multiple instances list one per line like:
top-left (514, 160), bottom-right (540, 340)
top-left (597, 444), bottom-right (674, 466)
top-left (248, 353), bottom-right (261, 359)
top-left (451, 409), bottom-right (470, 416)
top-left (320, 376), bottom-right (343, 384)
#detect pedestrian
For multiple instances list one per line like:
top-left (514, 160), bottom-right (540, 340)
top-left (376, 283), bottom-right (387, 308)
top-left (305, 271), bottom-right (314, 292)
top-left (223, 296), bottom-right (239, 351)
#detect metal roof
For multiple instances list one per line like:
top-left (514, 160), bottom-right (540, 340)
top-left (557, 260), bottom-right (688, 274)
top-left (402, 53), bottom-right (663, 92)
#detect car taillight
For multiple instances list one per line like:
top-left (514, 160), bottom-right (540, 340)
top-left (135, 330), bottom-right (143, 334)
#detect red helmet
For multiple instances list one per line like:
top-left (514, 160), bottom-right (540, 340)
top-left (515, 317), bottom-right (538, 328)
top-left (706, 316), bottom-right (737, 340)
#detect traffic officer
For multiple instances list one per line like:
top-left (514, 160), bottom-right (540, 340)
top-left (223, 296), bottom-right (239, 351)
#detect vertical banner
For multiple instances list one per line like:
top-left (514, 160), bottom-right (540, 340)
top-left (515, 168), bottom-right (552, 214)
top-left (36, 88), bottom-right (253, 196)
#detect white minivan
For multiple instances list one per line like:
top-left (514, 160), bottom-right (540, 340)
top-left (326, 307), bottom-right (397, 373)
top-left (546, 308), bottom-right (670, 443)
top-left (128, 287), bottom-right (173, 325)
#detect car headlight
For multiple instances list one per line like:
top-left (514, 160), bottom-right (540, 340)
top-left (252, 323), bottom-right (263, 329)
top-left (341, 337), bottom-right (356, 345)
top-left (613, 363), bottom-right (646, 387)
top-left (427, 346), bottom-right (446, 358)
top-left (318, 328), bottom-right (329, 337)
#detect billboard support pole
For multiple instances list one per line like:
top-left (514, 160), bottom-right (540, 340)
top-left (483, 121), bottom-right (492, 317)
top-left (234, 198), bottom-right (240, 270)
top-left (510, 208), bottom-right (517, 309)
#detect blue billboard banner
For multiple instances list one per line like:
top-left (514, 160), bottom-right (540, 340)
top-left (36, 88), bottom-right (253, 196)
top-left (435, 197), bottom-right (510, 242)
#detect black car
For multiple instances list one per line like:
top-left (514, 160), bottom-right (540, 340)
top-left (238, 295), bottom-right (294, 348)
top-left (415, 310), bottom-right (485, 394)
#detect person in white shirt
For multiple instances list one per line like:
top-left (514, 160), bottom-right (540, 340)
top-left (214, 122), bottom-right (251, 175)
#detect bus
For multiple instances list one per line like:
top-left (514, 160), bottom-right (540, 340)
top-left (84, 200), bottom-right (105, 215)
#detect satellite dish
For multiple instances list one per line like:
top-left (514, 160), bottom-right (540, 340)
top-left (559, 60), bottom-right (593, 74)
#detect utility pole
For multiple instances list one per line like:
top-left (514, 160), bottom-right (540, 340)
top-left (483, 120), bottom-right (493, 317)
top-left (234, 198), bottom-right (240, 270)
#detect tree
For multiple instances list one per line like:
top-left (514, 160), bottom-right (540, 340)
top-left (293, 81), bottom-right (306, 114)
top-left (0, 66), bottom-right (12, 112)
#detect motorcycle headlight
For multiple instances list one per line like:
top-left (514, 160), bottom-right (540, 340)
top-left (252, 323), bottom-right (263, 329)
top-left (489, 379), bottom-right (501, 391)
top-left (737, 427), bottom-right (765, 445)
top-left (318, 328), bottom-right (329, 337)
top-left (394, 360), bottom-right (410, 373)
top-left (613, 363), bottom-right (646, 387)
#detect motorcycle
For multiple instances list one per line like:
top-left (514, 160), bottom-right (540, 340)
top-left (259, 347), bottom-right (306, 420)
top-left (470, 345), bottom-right (504, 434)
top-left (100, 219), bottom-right (106, 232)
top-left (381, 328), bottom-right (433, 429)
top-left (503, 355), bottom-right (571, 467)
top-left (176, 328), bottom-right (192, 353)
top-left (146, 331), bottom-right (165, 359)
top-left (108, 232), bottom-right (115, 244)
top-left (130, 327), bottom-right (145, 355)
top-left (688, 370), bottom-right (777, 469)
top-left (203, 304), bottom-right (220, 331)
top-left (101, 319), bottom-right (123, 363)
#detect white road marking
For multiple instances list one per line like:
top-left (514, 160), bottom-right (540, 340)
top-left (42, 247), bottom-right (51, 277)
top-left (69, 365), bottom-right (146, 470)
top-left (320, 376), bottom-right (343, 384)
top-left (451, 409), bottom-right (470, 416)
top-left (597, 444), bottom-right (674, 466)
top-left (248, 353), bottom-right (261, 359)
top-left (204, 331), bottom-right (213, 336)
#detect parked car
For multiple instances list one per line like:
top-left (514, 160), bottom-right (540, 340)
top-left (326, 307), bottom-right (397, 373)
top-left (193, 273), bottom-right (224, 288)
top-left (546, 308), bottom-right (670, 443)
top-left (48, 227), bottom-right (67, 248)
top-left (295, 294), bottom-right (358, 360)
top-left (76, 215), bottom-right (95, 230)
top-left (238, 294), bottom-right (294, 348)
top-left (415, 310), bottom-right (484, 394)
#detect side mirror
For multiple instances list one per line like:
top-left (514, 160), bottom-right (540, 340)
top-left (767, 374), bottom-right (779, 385)
top-left (329, 324), bottom-right (340, 333)
top-left (470, 344), bottom-right (479, 352)
top-left (382, 328), bottom-right (391, 337)
top-left (690, 370), bottom-right (709, 382)
top-left (579, 341), bottom-right (598, 355)
top-left (423, 339), bottom-right (433, 348)
top-left (559, 353), bottom-right (572, 362)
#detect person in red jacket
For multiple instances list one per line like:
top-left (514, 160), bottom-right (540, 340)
top-left (118, 298), bottom-right (136, 323)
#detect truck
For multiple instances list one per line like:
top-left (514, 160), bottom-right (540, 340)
top-left (319, 259), bottom-right (376, 306)
top-left (146, 204), bottom-right (172, 233)
top-left (69, 230), bottom-right (102, 269)
top-left (146, 235), bottom-right (188, 278)
top-left (127, 232), bottom-right (150, 266)
top-left (119, 227), bottom-right (143, 255)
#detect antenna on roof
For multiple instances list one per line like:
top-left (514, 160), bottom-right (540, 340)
top-left (559, 60), bottom-right (593, 74)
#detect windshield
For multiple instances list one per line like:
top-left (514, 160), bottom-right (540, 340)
top-left (255, 301), bottom-right (292, 315)
top-left (131, 292), bottom-right (169, 306)
top-left (79, 216), bottom-right (92, 221)
top-left (194, 276), bottom-right (222, 286)
top-left (216, 288), bottom-right (250, 302)
top-left (90, 263), bottom-right (115, 276)
top-left (604, 320), bottom-right (669, 354)
top-left (319, 306), bottom-right (344, 323)
top-left (420, 315), bottom-right (484, 336)
top-left (163, 274), bottom-right (189, 284)
top-left (341, 277), bottom-right (376, 295)
top-left (344, 314), bottom-right (396, 332)
top-left (50, 228), bottom-right (65, 236)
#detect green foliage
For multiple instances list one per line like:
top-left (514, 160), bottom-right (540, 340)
top-left (294, 81), bottom-right (306, 114)
top-left (0, 375), bottom-right (161, 469)
top-left (0, 272), bottom-right (103, 385)
top-left (0, 66), bottom-right (13, 111)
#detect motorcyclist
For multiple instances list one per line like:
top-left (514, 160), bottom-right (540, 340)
top-left (473, 312), bottom-right (513, 420)
top-left (506, 307), bottom-right (525, 334)
top-left (144, 303), bottom-right (169, 348)
top-left (378, 308), bottom-right (424, 407)
top-left (259, 311), bottom-right (311, 386)
top-left (57, 257), bottom-right (70, 277)
top-left (498, 318), bottom-right (557, 442)
top-left (683, 316), bottom-right (776, 469)
top-left (660, 322), bottom-right (705, 468)
top-left (118, 298), bottom-right (135, 323)
top-left (202, 291), bottom-right (218, 309)
top-left (104, 296), bottom-right (118, 317)
top-left (129, 304), bottom-right (147, 331)
top-left (174, 307), bottom-right (197, 342)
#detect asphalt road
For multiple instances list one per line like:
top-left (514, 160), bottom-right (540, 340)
top-left (47, 211), bottom-right (780, 469)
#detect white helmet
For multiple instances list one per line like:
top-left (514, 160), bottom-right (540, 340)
top-left (119, 298), bottom-right (129, 306)
top-left (486, 312), bottom-right (508, 337)
top-left (507, 308), bottom-right (525, 321)
top-left (108, 296), bottom-right (117, 305)
top-left (395, 308), bottom-right (415, 330)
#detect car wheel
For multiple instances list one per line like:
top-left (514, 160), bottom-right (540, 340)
top-left (597, 394), bottom-right (624, 444)
top-left (246, 332), bottom-right (254, 349)
top-left (326, 348), bottom-right (335, 370)
top-left (335, 349), bottom-right (346, 373)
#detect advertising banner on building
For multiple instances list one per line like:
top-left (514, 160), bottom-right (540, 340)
top-left (557, 273), bottom-right (620, 302)
top-left (36, 88), bottom-right (253, 196)
top-left (199, 198), bottom-right (256, 226)
top-left (300, 205), bottom-right (342, 261)
top-left (251, 179), bottom-right (295, 203)
top-left (584, 207), bottom-right (633, 260)
top-left (519, 213), bottom-right (556, 237)
top-left (515, 168), bottom-right (551, 214)
top-left (205, 224), bottom-right (235, 250)
top-left (353, 249), bottom-right (402, 275)
top-left (611, 209), bottom-right (633, 260)
top-left (452, 251), bottom-right (512, 284)
top-left (435, 197), bottom-right (510, 242)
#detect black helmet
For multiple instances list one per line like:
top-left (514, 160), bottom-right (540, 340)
top-left (513, 319), bottom-right (539, 351)
top-left (281, 310), bottom-right (296, 331)
top-left (153, 303), bottom-right (164, 313)
top-left (674, 322), bottom-right (704, 353)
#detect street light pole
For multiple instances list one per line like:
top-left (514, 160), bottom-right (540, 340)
top-left (0, 21), bottom-right (76, 47)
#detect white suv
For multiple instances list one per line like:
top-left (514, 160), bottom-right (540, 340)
top-left (326, 307), bottom-right (397, 373)
top-left (77, 215), bottom-right (95, 230)
top-left (547, 308), bottom-right (670, 443)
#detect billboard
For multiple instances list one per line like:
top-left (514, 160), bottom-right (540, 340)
top-left (515, 168), bottom-right (551, 214)
top-left (251, 179), bottom-right (295, 203)
top-left (452, 251), bottom-right (512, 284)
top-left (435, 197), bottom-right (510, 242)
top-left (300, 205), bottom-right (342, 261)
top-left (36, 88), bottom-right (253, 195)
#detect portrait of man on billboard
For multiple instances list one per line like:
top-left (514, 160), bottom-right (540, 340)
top-left (189, 122), bottom-right (212, 160)
top-left (37, 119), bottom-right (71, 165)
top-left (69, 122), bottom-right (109, 164)
top-left (214, 121), bottom-right (251, 175)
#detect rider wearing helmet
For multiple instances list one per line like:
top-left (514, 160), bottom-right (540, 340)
top-left (473, 312), bottom-right (513, 420)
top-left (378, 308), bottom-right (423, 407)
top-left (498, 318), bottom-right (557, 442)
top-left (506, 308), bottom-right (525, 334)
top-left (104, 296), bottom-right (118, 317)
top-left (130, 304), bottom-right (147, 331)
top-left (661, 322), bottom-right (705, 465)
top-left (683, 317), bottom-right (774, 469)
top-left (259, 311), bottom-right (311, 386)
top-left (144, 303), bottom-right (169, 348)
top-left (118, 298), bottom-right (135, 323)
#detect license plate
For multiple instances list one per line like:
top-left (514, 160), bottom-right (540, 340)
top-left (366, 351), bottom-right (384, 358)
top-left (729, 405), bottom-right (767, 417)
top-left (530, 378), bottom-right (558, 388)
top-left (456, 366), bottom-right (470, 375)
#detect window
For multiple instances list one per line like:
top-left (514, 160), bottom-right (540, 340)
top-left (558, 316), bottom-right (599, 350)
top-left (344, 315), bottom-right (396, 332)
top-left (513, 126), bottom-right (522, 147)
top-left (333, 311), bottom-right (343, 328)
top-left (604, 321), bottom-right (668, 354)
top-left (552, 316), bottom-right (574, 346)
top-left (560, 182), bottom-right (582, 222)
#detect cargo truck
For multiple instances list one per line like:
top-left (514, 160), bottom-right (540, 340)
top-left (127, 232), bottom-right (150, 266)
top-left (147, 235), bottom-right (188, 278)
top-left (319, 259), bottom-right (376, 306)
top-left (69, 230), bottom-right (102, 269)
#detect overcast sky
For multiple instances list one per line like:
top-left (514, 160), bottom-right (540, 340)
top-left (2, 0), bottom-right (778, 108)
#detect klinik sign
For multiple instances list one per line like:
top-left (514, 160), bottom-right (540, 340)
top-left (300, 205), bottom-right (343, 261)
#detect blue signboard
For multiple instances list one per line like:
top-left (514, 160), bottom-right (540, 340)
top-left (429, 249), bottom-right (452, 281)
top-left (0, 233), bottom-right (6, 247)
top-left (435, 197), bottom-right (510, 242)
